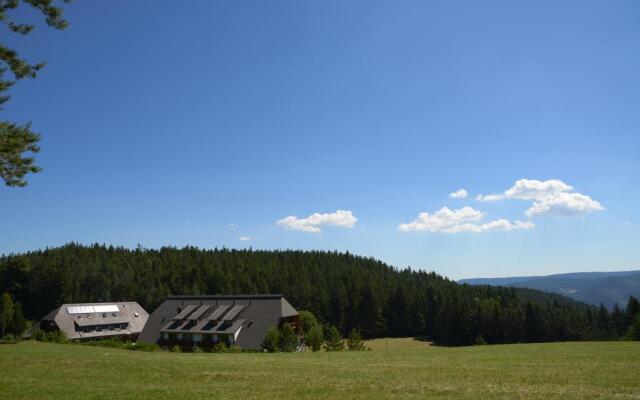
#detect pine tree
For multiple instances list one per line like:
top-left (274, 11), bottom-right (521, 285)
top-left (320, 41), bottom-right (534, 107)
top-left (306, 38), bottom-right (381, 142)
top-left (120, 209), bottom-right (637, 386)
top-left (628, 315), bottom-right (640, 341)
top-left (0, 0), bottom-right (73, 186)
top-left (324, 326), bottom-right (344, 351)
top-left (524, 302), bottom-right (539, 343)
top-left (626, 296), bottom-right (640, 327)
top-left (358, 285), bottom-right (386, 338)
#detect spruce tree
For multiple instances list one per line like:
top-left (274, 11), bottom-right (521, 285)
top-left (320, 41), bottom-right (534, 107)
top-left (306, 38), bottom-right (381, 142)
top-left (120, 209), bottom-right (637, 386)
top-left (324, 326), bottom-right (344, 352)
top-left (628, 315), bottom-right (640, 341)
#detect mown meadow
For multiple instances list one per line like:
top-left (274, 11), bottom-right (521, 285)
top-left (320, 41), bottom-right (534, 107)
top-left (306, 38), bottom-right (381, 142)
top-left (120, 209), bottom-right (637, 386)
top-left (1, 339), bottom-right (639, 399)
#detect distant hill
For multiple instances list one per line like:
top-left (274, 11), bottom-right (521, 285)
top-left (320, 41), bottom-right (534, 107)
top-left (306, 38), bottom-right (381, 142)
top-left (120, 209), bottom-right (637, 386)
top-left (459, 270), bottom-right (640, 309)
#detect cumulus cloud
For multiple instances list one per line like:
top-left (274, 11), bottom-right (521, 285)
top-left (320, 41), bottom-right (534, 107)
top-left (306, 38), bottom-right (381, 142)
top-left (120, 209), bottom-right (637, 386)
top-left (475, 179), bottom-right (604, 218)
top-left (398, 206), bottom-right (534, 234)
top-left (525, 192), bottom-right (604, 218)
top-left (449, 188), bottom-right (468, 199)
top-left (505, 179), bottom-right (573, 200)
top-left (277, 210), bottom-right (357, 233)
top-left (238, 236), bottom-right (252, 241)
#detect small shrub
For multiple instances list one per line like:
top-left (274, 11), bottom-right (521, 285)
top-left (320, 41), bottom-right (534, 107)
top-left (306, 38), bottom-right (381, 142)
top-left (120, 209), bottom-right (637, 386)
top-left (33, 329), bottom-right (46, 342)
top-left (280, 323), bottom-right (298, 352)
top-left (134, 341), bottom-right (160, 352)
top-left (298, 310), bottom-right (319, 334)
top-left (346, 329), bottom-right (365, 351)
top-left (1, 333), bottom-right (16, 342)
top-left (306, 324), bottom-right (324, 352)
top-left (193, 345), bottom-right (204, 353)
top-left (324, 326), bottom-right (344, 352)
top-left (227, 344), bottom-right (241, 353)
top-left (47, 330), bottom-right (68, 344)
top-left (262, 326), bottom-right (282, 353)
top-left (212, 342), bottom-right (228, 353)
top-left (627, 315), bottom-right (640, 341)
top-left (474, 335), bottom-right (487, 345)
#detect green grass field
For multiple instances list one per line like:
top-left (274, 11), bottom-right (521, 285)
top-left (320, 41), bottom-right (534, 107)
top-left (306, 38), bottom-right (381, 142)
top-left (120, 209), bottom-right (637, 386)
top-left (1, 339), bottom-right (639, 399)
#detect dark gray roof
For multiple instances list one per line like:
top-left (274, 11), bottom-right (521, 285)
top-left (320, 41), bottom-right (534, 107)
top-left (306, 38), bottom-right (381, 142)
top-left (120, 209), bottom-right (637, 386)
top-left (138, 294), bottom-right (298, 350)
top-left (173, 304), bottom-right (197, 320)
top-left (187, 305), bottom-right (211, 320)
top-left (207, 304), bottom-right (230, 321)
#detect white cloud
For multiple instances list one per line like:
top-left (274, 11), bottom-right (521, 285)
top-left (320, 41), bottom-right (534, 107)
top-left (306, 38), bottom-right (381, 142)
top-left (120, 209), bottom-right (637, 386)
top-left (475, 194), bottom-right (505, 202)
top-left (238, 236), bottom-right (251, 241)
top-left (449, 188), bottom-right (468, 199)
top-left (475, 179), bottom-right (604, 218)
top-left (504, 179), bottom-right (573, 200)
top-left (624, 221), bottom-right (632, 225)
top-left (525, 192), bottom-right (605, 218)
top-left (277, 210), bottom-right (357, 233)
top-left (398, 206), bottom-right (534, 234)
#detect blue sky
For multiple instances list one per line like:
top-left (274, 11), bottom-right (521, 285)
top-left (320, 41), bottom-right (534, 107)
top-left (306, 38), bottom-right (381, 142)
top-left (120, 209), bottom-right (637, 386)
top-left (1, 1), bottom-right (639, 279)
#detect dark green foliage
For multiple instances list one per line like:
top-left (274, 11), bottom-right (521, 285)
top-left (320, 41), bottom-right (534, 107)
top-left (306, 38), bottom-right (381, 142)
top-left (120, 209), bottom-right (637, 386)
top-left (0, 0), bottom-right (71, 187)
top-left (306, 324), bottom-right (324, 352)
top-left (1, 244), bottom-right (637, 346)
top-left (0, 332), bottom-right (16, 342)
top-left (626, 296), bottom-right (640, 327)
top-left (0, 292), bottom-right (27, 337)
top-left (192, 345), bottom-right (204, 353)
top-left (262, 326), bottom-right (282, 353)
top-left (262, 323), bottom-right (299, 352)
top-left (628, 315), bottom-right (640, 341)
top-left (298, 310), bottom-right (318, 334)
top-left (211, 342), bottom-right (228, 353)
top-left (280, 323), bottom-right (298, 352)
top-left (0, 292), bottom-right (14, 337)
top-left (324, 326), bottom-right (344, 352)
top-left (474, 334), bottom-right (487, 345)
top-left (9, 303), bottom-right (27, 337)
top-left (33, 328), bottom-right (67, 343)
top-left (0, 122), bottom-right (41, 187)
top-left (346, 328), bottom-right (365, 351)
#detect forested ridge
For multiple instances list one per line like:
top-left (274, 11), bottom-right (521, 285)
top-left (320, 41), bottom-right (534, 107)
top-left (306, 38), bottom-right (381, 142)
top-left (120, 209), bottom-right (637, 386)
top-left (1, 243), bottom-right (639, 345)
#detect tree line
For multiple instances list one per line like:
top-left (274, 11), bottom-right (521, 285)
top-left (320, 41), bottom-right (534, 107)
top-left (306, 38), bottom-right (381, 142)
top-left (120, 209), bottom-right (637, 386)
top-left (1, 243), bottom-right (639, 345)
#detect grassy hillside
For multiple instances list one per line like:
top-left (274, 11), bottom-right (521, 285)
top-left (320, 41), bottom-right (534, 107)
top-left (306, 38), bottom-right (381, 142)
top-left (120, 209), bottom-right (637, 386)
top-left (1, 340), bottom-right (639, 399)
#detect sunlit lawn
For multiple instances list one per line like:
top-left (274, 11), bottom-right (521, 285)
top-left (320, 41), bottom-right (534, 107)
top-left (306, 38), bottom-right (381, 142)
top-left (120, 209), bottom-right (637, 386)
top-left (1, 339), bottom-right (639, 399)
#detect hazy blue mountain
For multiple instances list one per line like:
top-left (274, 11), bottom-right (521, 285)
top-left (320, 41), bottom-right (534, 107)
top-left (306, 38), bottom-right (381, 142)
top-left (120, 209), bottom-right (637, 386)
top-left (459, 270), bottom-right (640, 309)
